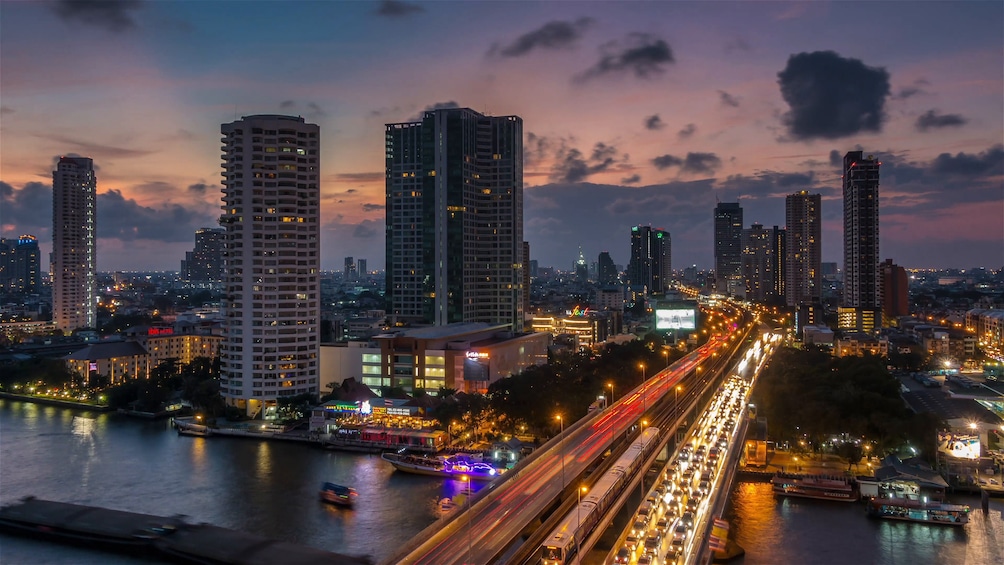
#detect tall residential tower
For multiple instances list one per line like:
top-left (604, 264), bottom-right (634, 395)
top-left (785, 191), bottom-right (822, 307)
top-left (714, 202), bottom-right (743, 295)
top-left (385, 107), bottom-right (524, 330)
top-left (840, 151), bottom-right (881, 332)
top-left (52, 156), bottom-right (97, 332)
top-left (219, 115), bottom-right (321, 416)
top-left (627, 225), bottom-right (671, 295)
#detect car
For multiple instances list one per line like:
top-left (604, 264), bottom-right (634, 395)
top-left (613, 547), bottom-right (632, 565)
top-left (670, 537), bottom-right (685, 556)
top-left (625, 534), bottom-right (641, 552)
top-left (631, 520), bottom-right (648, 538)
top-left (643, 534), bottom-right (661, 555)
top-left (637, 554), bottom-right (658, 565)
top-left (656, 517), bottom-right (671, 536)
top-left (673, 524), bottom-right (688, 541)
top-left (698, 480), bottom-right (711, 494)
top-left (682, 510), bottom-right (696, 527)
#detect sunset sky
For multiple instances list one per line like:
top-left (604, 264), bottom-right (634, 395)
top-left (1, 1), bottom-right (1001, 272)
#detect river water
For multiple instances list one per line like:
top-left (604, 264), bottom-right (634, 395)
top-left (1, 400), bottom-right (1002, 565)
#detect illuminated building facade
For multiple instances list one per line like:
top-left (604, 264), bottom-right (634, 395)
top-left (52, 156), bottom-right (97, 332)
top-left (785, 191), bottom-right (821, 307)
top-left (714, 202), bottom-right (743, 295)
top-left (219, 115), bottom-right (321, 417)
top-left (627, 225), bottom-right (671, 295)
top-left (841, 151), bottom-right (881, 331)
top-left (0, 235), bottom-right (41, 294)
top-left (181, 227), bottom-right (225, 283)
top-left (741, 223), bottom-right (781, 303)
top-left (385, 108), bottom-right (524, 330)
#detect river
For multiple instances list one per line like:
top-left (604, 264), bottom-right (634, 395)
top-left (1, 400), bottom-right (1002, 565)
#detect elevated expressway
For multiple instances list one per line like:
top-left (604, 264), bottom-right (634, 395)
top-left (385, 309), bottom-right (757, 565)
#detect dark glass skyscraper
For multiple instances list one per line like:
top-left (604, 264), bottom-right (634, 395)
top-left (385, 108), bottom-right (524, 330)
top-left (597, 251), bottom-right (617, 285)
top-left (181, 227), bottom-right (225, 283)
top-left (627, 225), bottom-right (671, 294)
top-left (841, 151), bottom-right (881, 331)
top-left (714, 202), bottom-right (743, 295)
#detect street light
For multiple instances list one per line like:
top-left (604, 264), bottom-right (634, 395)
top-left (556, 414), bottom-right (565, 488)
top-left (575, 485), bottom-right (587, 558)
top-left (639, 363), bottom-right (647, 417)
top-left (675, 385), bottom-right (682, 428)
top-left (607, 382), bottom-right (614, 407)
top-left (463, 475), bottom-right (473, 564)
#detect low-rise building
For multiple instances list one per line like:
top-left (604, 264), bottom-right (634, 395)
top-left (64, 341), bottom-right (150, 385)
top-left (835, 333), bottom-right (889, 357)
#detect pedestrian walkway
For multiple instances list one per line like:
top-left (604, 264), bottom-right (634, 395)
top-left (746, 450), bottom-right (876, 477)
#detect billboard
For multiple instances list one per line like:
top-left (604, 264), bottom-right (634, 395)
top-left (655, 308), bottom-right (696, 330)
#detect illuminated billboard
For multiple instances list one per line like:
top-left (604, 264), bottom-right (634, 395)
top-left (655, 308), bottom-right (696, 330)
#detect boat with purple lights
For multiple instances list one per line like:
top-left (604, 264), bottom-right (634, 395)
top-left (380, 452), bottom-right (503, 481)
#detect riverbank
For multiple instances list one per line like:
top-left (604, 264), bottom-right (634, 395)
top-left (0, 391), bottom-right (113, 412)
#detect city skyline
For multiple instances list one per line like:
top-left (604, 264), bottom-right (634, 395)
top-left (1, 1), bottom-right (1002, 272)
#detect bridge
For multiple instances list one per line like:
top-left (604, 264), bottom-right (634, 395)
top-left (383, 306), bottom-right (775, 565)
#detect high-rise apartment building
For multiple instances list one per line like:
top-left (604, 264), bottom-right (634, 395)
top-left (357, 259), bottom-right (367, 278)
top-left (385, 107), bottom-right (524, 330)
top-left (714, 202), bottom-right (743, 295)
top-left (219, 115), bottom-right (320, 416)
top-left (52, 156), bottom-right (97, 332)
top-left (841, 151), bottom-right (881, 331)
top-left (597, 251), bottom-right (618, 285)
top-left (344, 257), bottom-right (356, 282)
top-left (627, 225), bottom-right (671, 295)
top-left (785, 191), bottom-right (822, 307)
top-left (880, 259), bottom-right (909, 324)
top-left (181, 227), bottom-right (225, 283)
top-left (742, 223), bottom-right (778, 303)
top-left (0, 235), bottom-right (41, 294)
top-left (772, 226), bottom-right (786, 302)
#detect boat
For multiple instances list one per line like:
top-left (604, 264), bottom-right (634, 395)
top-left (381, 452), bottom-right (503, 481)
top-left (866, 497), bottom-right (970, 525)
top-left (771, 473), bottom-right (859, 502)
top-left (319, 483), bottom-right (358, 507)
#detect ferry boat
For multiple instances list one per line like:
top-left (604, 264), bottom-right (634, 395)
top-left (319, 483), bottom-right (358, 508)
top-left (771, 473), bottom-right (859, 502)
top-left (866, 497), bottom-right (969, 525)
top-left (381, 452), bottom-right (502, 481)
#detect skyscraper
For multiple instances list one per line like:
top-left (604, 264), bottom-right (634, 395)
top-left (0, 235), bottom-right (40, 294)
top-left (574, 247), bottom-right (588, 283)
top-left (714, 202), bottom-right (743, 295)
top-left (181, 227), bottom-right (225, 283)
top-left (771, 226), bottom-right (786, 303)
top-left (219, 115), bottom-right (320, 416)
top-left (385, 107), bottom-right (524, 330)
top-left (344, 256), bottom-right (356, 282)
top-left (52, 156), bottom-right (97, 332)
top-left (627, 225), bottom-right (671, 295)
top-left (597, 251), bottom-right (617, 285)
top-left (880, 258), bottom-right (909, 324)
top-left (357, 259), bottom-right (367, 278)
top-left (742, 223), bottom-right (776, 302)
top-left (841, 151), bottom-right (881, 331)
top-left (785, 191), bottom-right (822, 307)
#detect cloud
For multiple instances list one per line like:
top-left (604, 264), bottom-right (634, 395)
top-left (777, 50), bottom-right (890, 140)
top-left (718, 90), bottom-right (740, 108)
top-left (717, 171), bottom-right (825, 199)
top-left (829, 150), bottom-right (842, 167)
top-left (929, 144), bottom-right (1003, 177)
top-left (376, 0), bottom-right (424, 17)
top-left (0, 181), bottom-right (52, 232)
top-left (677, 123), bottom-right (696, 139)
top-left (724, 38), bottom-right (751, 53)
top-left (575, 33), bottom-right (674, 82)
top-left (915, 110), bottom-right (967, 132)
top-left (0, 106), bottom-right (13, 115)
top-left (644, 114), bottom-right (665, 131)
top-left (652, 154), bottom-right (683, 170)
top-left (551, 142), bottom-right (627, 183)
top-left (277, 100), bottom-right (328, 118)
top-left (892, 79), bottom-right (929, 100)
top-left (621, 174), bottom-right (641, 184)
top-left (53, 0), bottom-right (142, 32)
top-left (37, 135), bottom-right (154, 160)
top-left (492, 18), bottom-right (593, 57)
top-left (408, 101), bottom-right (460, 121)
top-left (97, 189), bottom-right (219, 242)
top-left (362, 203), bottom-right (385, 212)
top-left (337, 172), bottom-right (384, 183)
top-left (187, 183), bottom-right (211, 195)
top-left (353, 223), bottom-right (379, 238)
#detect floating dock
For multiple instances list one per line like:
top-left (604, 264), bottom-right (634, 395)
top-left (0, 497), bottom-right (371, 565)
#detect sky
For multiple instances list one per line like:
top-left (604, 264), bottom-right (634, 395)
top-left (1, 0), bottom-right (1002, 273)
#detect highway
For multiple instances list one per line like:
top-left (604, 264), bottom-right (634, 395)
top-left (387, 308), bottom-right (753, 565)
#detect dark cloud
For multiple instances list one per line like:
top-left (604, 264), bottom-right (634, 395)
top-left (652, 153), bottom-right (722, 175)
top-left (929, 145), bottom-right (1003, 177)
top-left (644, 114), bottom-right (665, 131)
top-left (777, 50), bottom-right (890, 140)
top-left (724, 38), bottom-right (751, 53)
top-left (187, 183), bottom-right (210, 195)
top-left (53, 0), bottom-right (142, 32)
top-left (336, 172), bottom-right (384, 183)
top-left (280, 100), bottom-right (295, 109)
top-left (829, 150), bottom-right (842, 167)
top-left (0, 106), bottom-right (13, 115)
top-left (0, 181), bottom-right (52, 231)
top-left (915, 110), bottom-right (967, 132)
top-left (551, 142), bottom-right (626, 183)
top-left (307, 102), bottom-right (327, 117)
top-left (677, 123), bottom-right (696, 139)
top-left (575, 33), bottom-right (674, 82)
top-left (37, 134), bottom-right (154, 160)
top-left (493, 18), bottom-right (593, 57)
top-left (892, 79), bottom-right (929, 100)
top-left (652, 154), bottom-right (683, 170)
top-left (718, 90), bottom-right (740, 108)
top-left (718, 171), bottom-right (827, 200)
top-left (353, 223), bottom-right (379, 238)
top-left (408, 101), bottom-right (460, 121)
top-left (362, 203), bottom-right (384, 212)
top-left (621, 174), bottom-right (641, 184)
top-left (376, 0), bottom-right (423, 17)
top-left (97, 189), bottom-right (218, 242)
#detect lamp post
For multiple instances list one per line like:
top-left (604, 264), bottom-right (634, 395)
top-left (639, 363), bottom-right (647, 417)
top-left (607, 382), bottom-right (614, 407)
top-left (575, 485), bottom-right (587, 558)
top-left (463, 475), bottom-right (472, 564)
top-left (557, 414), bottom-right (565, 489)
top-left (675, 385), bottom-right (682, 435)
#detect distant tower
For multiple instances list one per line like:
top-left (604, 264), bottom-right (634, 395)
top-left (597, 251), bottom-right (617, 285)
top-left (344, 256), bottom-right (357, 282)
top-left (385, 107), bottom-right (524, 330)
top-left (785, 191), bottom-right (822, 307)
top-left (220, 114), bottom-right (321, 416)
top-left (52, 156), bottom-right (97, 332)
top-left (357, 259), bottom-right (367, 278)
top-left (627, 226), bottom-right (671, 294)
top-left (742, 223), bottom-right (774, 302)
top-left (714, 202), bottom-right (743, 295)
top-left (840, 151), bottom-right (881, 331)
top-left (181, 227), bottom-right (225, 282)
top-left (575, 247), bottom-right (589, 282)
top-left (880, 259), bottom-right (909, 324)
top-left (0, 235), bottom-right (40, 294)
